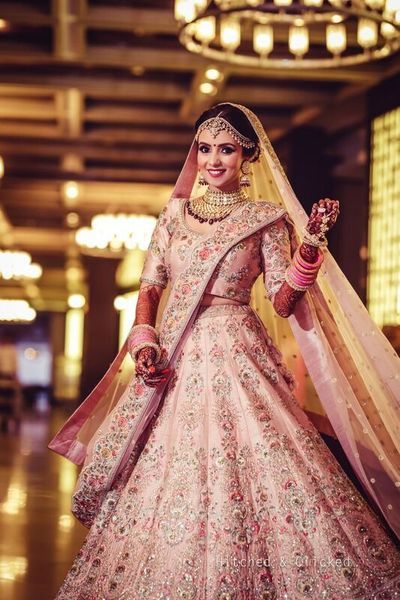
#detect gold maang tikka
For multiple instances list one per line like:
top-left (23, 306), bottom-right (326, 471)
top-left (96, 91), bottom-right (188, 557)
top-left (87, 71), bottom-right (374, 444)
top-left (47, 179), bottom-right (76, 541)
top-left (195, 115), bottom-right (256, 149)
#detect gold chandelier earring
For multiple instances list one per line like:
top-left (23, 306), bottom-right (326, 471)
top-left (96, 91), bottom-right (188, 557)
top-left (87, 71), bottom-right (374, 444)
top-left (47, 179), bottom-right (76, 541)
top-left (198, 171), bottom-right (208, 186)
top-left (240, 159), bottom-right (251, 187)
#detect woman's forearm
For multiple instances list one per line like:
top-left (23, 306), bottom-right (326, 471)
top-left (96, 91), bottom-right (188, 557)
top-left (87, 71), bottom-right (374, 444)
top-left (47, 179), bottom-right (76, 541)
top-left (129, 283), bottom-right (166, 379)
top-left (272, 282), bottom-right (304, 318)
top-left (273, 242), bottom-right (321, 318)
top-left (298, 241), bottom-right (319, 263)
top-left (130, 282), bottom-right (163, 362)
top-left (133, 283), bottom-right (163, 327)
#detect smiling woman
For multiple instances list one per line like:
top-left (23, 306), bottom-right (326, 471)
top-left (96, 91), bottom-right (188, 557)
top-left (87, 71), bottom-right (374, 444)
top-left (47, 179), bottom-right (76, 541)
top-left (197, 136), bottom-right (242, 190)
top-left (196, 105), bottom-right (260, 193)
top-left (50, 103), bottom-right (400, 600)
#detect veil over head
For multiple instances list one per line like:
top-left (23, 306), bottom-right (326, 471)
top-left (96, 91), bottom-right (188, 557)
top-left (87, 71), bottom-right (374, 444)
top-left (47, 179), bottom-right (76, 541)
top-left (172, 102), bottom-right (400, 539)
top-left (50, 102), bottom-right (400, 540)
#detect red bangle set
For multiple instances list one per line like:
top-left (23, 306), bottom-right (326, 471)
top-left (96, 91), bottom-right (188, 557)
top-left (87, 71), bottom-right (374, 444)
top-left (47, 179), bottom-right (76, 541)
top-left (127, 324), bottom-right (161, 363)
top-left (285, 247), bottom-right (324, 292)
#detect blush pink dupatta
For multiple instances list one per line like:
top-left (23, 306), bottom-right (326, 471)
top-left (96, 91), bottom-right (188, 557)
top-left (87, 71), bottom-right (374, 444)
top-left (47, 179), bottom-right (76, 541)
top-left (48, 141), bottom-right (199, 466)
top-left (235, 103), bottom-right (400, 540)
top-left (49, 103), bottom-right (400, 539)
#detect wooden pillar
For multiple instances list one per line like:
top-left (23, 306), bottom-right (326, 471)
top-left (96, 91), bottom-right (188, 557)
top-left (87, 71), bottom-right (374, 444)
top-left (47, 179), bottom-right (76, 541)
top-left (80, 257), bottom-right (119, 401)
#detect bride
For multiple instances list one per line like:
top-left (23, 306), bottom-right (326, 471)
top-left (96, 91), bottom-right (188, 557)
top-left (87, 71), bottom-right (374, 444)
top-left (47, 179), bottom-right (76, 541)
top-left (50, 103), bottom-right (400, 599)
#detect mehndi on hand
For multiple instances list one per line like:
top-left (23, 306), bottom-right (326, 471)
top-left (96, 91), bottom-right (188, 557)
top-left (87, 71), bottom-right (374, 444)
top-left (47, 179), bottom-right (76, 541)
top-left (304, 198), bottom-right (340, 246)
top-left (135, 346), bottom-right (171, 388)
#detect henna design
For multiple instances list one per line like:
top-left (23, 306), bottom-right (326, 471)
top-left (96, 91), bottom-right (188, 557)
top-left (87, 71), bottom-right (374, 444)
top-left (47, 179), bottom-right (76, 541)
top-left (134, 283), bottom-right (163, 327)
top-left (272, 282), bottom-right (305, 318)
top-left (273, 204), bottom-right (333, 317)
top-left (306, 198), bottom-right (340, 242)
top-left (132, 283), bottom-right (171, 386)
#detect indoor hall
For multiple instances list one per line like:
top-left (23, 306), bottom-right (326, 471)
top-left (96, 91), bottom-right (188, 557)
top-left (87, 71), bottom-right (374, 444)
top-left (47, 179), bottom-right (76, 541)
top-left (0, 2), bottom-right (399, 599)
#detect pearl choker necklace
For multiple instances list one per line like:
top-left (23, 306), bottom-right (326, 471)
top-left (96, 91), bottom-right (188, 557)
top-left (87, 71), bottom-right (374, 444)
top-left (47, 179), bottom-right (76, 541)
top-left (187, 188), bottom-right (248, 224)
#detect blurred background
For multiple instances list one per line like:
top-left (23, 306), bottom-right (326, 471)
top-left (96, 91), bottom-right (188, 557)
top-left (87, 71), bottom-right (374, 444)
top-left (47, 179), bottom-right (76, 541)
top-left (0, 1), bottom-right (399, 598)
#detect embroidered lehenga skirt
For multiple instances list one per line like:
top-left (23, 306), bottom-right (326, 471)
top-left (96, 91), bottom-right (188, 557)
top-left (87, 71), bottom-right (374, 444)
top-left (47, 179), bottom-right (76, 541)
top-left (55, 304), bottom-right (400, 600)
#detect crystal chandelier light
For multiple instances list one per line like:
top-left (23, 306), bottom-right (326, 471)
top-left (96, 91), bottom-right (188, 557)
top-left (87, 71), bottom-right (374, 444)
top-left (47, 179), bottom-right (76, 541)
top-left (0, 250), bottom-right (43, 280)
top-left (175, 0), bottom-right (400, 68)
top-left (0, 299), bottom-right (36, 322)
top-left (75, 214), bottom-right (157, 257)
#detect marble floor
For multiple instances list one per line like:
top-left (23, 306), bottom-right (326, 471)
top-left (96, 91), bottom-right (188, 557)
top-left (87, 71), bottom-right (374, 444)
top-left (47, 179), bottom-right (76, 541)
top-left (1, 402), bottom-right (398, 600)
top-left (0, 405), bottom-right (86, 600)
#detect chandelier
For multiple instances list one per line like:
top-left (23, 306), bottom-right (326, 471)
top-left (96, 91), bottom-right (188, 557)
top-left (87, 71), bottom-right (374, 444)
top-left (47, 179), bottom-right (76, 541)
top-left (175, 0), bottom-right (400, 68)
top-left (0, 250), bottom-right (42, 280)
top-left (0, 299), bottom-right (36, 322)
top-left (75, 213), bottom-right (157, 257)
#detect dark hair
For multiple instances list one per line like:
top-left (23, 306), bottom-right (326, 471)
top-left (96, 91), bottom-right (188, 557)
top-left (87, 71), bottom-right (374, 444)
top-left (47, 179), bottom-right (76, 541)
top-left (195, 103), bottom-right (260, 161)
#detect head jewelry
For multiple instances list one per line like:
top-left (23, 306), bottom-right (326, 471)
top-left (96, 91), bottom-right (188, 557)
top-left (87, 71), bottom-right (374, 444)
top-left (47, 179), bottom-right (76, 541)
top-left (195, 113), bottom-right (256, 149)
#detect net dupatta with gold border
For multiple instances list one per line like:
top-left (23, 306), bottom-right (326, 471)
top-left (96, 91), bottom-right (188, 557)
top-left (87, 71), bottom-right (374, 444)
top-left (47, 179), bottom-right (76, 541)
top-left (224, 103), bottom-right (399, 540)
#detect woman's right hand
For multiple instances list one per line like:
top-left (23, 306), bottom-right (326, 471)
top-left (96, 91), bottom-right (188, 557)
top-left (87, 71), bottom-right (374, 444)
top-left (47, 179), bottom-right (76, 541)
top-left (135, 346), bottom-right (171, 387)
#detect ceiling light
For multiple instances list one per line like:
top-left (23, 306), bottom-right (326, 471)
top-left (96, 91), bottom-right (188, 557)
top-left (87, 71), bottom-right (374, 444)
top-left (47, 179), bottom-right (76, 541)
top-left (67, 293), bottom-right (86, 309)
top-left (0, 300), bottom-right (36, 322)
top-left (63, 181), bottom-right (80, 201)
top-left (176, 0), bottom-right (400, 69)
top-left (199, 81), bottom-right (217, 94)
top-left (253, 24), bottom-right (274, 56)
top-left (220, 17), bottom-right (241, 51)
top-left (131, 65), bottom-right (145, 76)
top-left (195, 16), bottom-right (216, 43)
top-left (205, 67), bottom-right (223, 81)
top-left (76, 213), bottom-right (157, 256)
top-left (0, 251), bottom-right (42, 280)
top-left (303, 0), bottom-right (324, 6)
top-left (175, 0), bottom-right (196, 21)
top-left (357, 18), bottom-right (378, 47)
top-left (326, 23), bottom-right (347, 54)
top-left (66, 212), bottom-right (80, 228)
top-left (289, 25), bottom-right (309, 56)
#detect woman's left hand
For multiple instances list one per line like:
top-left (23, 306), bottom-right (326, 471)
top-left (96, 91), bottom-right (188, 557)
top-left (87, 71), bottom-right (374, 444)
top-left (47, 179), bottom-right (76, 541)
top-left (306, 198), bottom-right (340, 239)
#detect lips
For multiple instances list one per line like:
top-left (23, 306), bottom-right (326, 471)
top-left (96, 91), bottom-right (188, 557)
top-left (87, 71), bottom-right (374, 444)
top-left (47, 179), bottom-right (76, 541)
top-left (207, 169), bottom-right (226, 177)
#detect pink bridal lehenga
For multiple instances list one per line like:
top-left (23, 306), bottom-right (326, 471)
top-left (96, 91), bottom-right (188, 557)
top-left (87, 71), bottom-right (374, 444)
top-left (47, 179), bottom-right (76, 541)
top-left (51, 104), bottom-right (400, 599)
top-left (55, 303), bottom-right (400, 600)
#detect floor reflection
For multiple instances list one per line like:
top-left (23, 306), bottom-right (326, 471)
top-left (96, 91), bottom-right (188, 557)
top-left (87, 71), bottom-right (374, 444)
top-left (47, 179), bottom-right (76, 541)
top-left (0, 405), bottom-right (86, 600)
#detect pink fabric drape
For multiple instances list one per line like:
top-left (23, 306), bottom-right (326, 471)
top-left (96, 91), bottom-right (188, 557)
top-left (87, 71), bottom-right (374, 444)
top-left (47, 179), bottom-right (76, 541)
top-left (49, 102), bottom-right (400, 540)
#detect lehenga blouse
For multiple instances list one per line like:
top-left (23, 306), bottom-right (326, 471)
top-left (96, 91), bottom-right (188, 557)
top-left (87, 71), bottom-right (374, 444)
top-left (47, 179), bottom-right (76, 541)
top-left (139, 196), bottom-right (292, 305)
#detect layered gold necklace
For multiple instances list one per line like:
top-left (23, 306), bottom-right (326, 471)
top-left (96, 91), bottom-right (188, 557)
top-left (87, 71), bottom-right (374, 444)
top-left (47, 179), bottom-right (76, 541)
top-left (187, 188), bottom-right (249, 224)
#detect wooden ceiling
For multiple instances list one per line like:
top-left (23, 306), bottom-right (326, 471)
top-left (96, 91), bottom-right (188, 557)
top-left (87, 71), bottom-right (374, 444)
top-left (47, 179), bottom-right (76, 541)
top-left (0, 0), bottom-right (399, 310)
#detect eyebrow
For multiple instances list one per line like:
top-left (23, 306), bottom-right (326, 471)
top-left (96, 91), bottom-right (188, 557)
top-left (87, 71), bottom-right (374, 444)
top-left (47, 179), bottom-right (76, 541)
top-left (198, 141), bottom-right (236, 147)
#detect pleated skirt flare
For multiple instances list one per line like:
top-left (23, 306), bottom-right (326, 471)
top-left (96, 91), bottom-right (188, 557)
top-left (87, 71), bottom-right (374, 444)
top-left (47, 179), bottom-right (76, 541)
top-left (55, 304), bottom-right (400, 600)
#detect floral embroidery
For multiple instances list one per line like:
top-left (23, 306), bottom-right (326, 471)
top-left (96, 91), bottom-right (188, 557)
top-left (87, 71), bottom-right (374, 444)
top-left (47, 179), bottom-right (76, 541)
top-left (158, 200), bottom-right (286, 353)
top-left (60, 198), bottom-right (400, 600)
top-left (57, 305), bottom-right (400, 600)
top-left (260, 218), bottom-right (292, 300)
top-left (139, 203), bottom-right (172, 289)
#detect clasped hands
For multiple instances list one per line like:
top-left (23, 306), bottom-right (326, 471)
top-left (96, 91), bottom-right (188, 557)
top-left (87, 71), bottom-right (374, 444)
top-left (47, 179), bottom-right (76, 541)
top-left (135, 346), bottom-right (171, 387)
